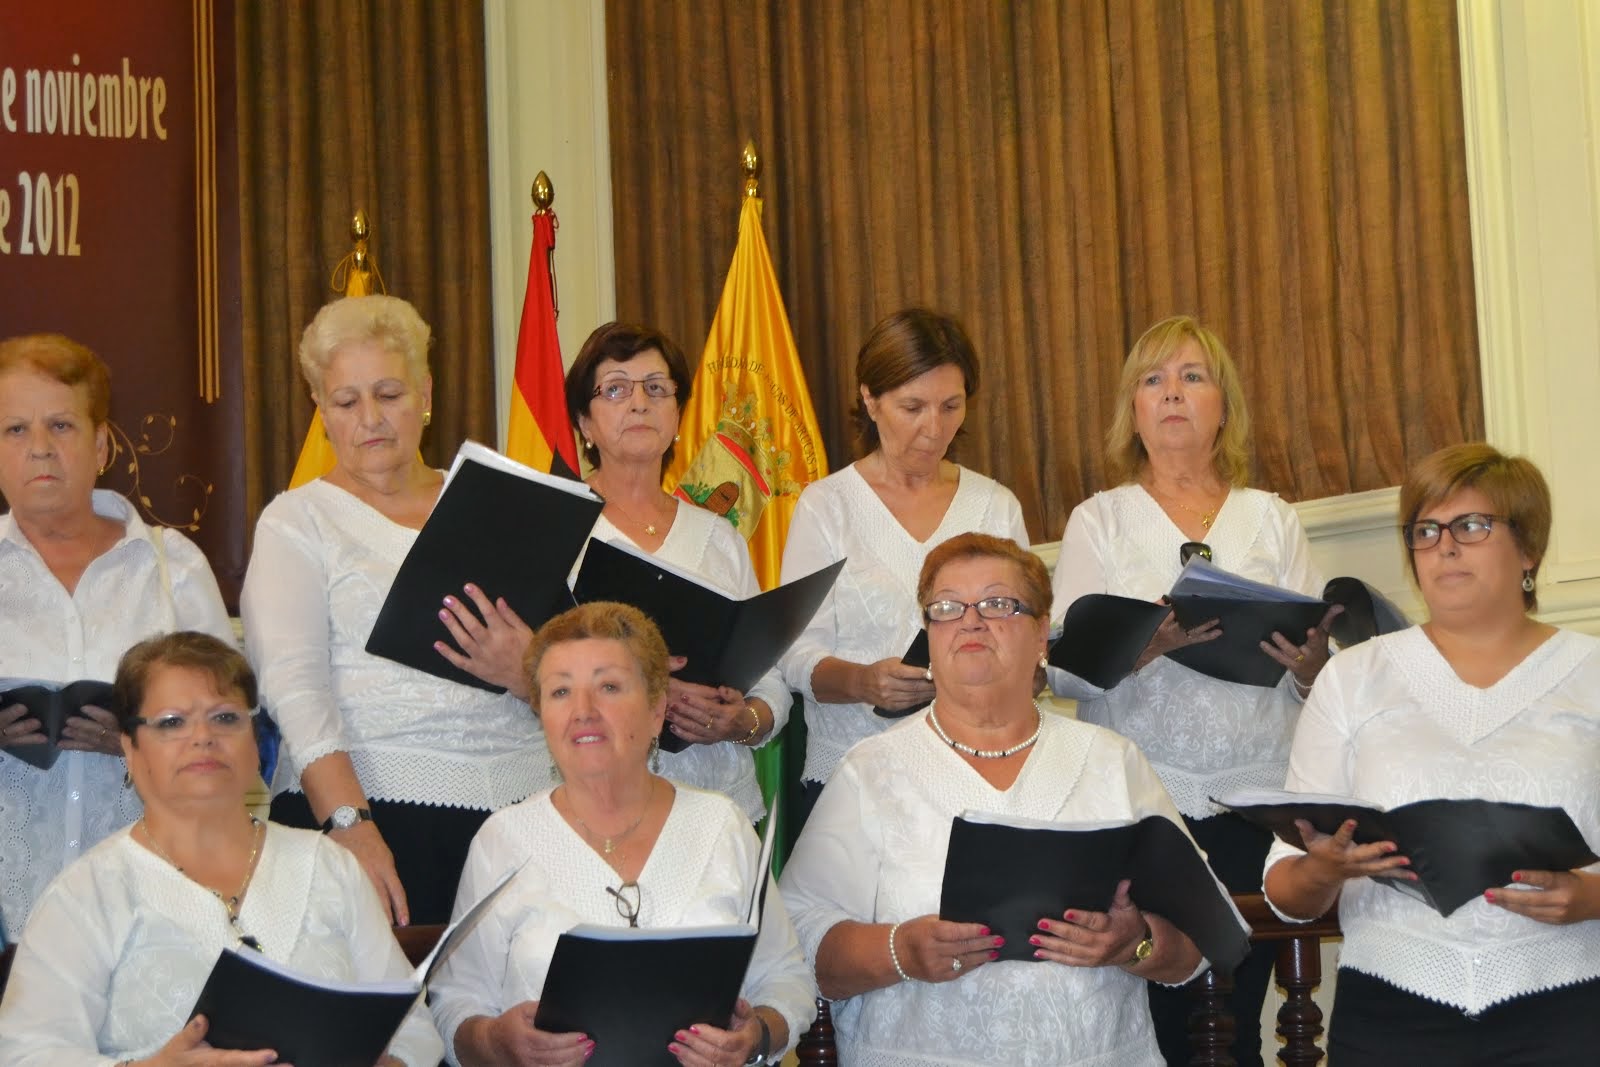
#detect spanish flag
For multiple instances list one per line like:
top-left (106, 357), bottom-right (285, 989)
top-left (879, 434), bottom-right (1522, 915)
top-left (505, 207), bottom-right (579, 476)
top-left (665, 194), bottom-right (829, 588)
top-left (288, 243), bottom-right (381, 489)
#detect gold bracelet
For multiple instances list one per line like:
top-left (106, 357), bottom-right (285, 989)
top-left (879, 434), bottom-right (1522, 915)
top-left (735, 704), bottom-right (762, 746)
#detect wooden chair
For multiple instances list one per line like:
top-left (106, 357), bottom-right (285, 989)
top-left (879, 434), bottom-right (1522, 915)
top-left (795, 893), bottom-right (1342, 1066)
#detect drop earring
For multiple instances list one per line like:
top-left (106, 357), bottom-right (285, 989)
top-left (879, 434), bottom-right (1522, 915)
top-left (1038, 653), bottom-right (1048, 669)
top-left (1522, 570), bottom-right (1535, 593)
top-left (649, 736), bottom-right (661, 774)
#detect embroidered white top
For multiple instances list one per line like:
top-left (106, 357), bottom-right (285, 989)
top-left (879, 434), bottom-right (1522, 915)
top-left (0, 489), bottom-right (232, 938)
top-left (0, 823), bottom-right (444, 1066)
top-left (1048, 485), bottom-right (1323, 816)
top-left (572, 503), bottom-right (790, 821)
top-left (1263, 626), bottom-right (1600, 1014)
top-left (240, 479), bottom-right (550, 809)
top-left (427, 785), bottom-right (816, 1065)
top-left (778, 463), bottom-right (1030, 783)
top-left (779, 708), bottom-right (1201, 1067)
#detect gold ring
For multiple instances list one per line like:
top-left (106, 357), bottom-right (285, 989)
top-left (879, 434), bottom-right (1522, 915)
top-left (1295, 653), bottom-right (1305, 663)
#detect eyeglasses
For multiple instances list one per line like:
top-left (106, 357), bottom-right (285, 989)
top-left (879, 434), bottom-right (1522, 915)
top-left (607, 880), bottom-right (641, 928)
top-left (130, 705), bottom-right (260, 741)
top-left (592, 377), bottom-right (678, 403)
top-left (1402, 512), bottom-right (1511, 551)
top-left (923, 597), bottom-right (1035, 624)
top-left (1180, 542), bottom-right (1213, 565)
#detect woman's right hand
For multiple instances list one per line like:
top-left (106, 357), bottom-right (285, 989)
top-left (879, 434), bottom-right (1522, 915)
top-left (468, 1002), bottom-right (592, 1066)
top-left (1132, 603), bottom-right (1221, 671)
top-left (135, 1014), bottom-right (284, 1066)
top-left (856, 658), bottom-right (936, 710)
top-left (0, 703), bottom-right (45, 748)
top-left (1297, 818), bottom-right (1413, 888)
top-left (331, 820), bottom-right (410, 927)
top-left (893, 914), bottom-right (1001, 983)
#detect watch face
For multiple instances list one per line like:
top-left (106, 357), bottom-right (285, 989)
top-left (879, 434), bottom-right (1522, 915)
top-left (332, 805), bottom-right (358, 829)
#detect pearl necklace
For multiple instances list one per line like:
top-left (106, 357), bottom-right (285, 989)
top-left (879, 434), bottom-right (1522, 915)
top-left (927, 701), bottom-right (1044, 759)
top-left (140, 814), bottom-right (264, 922)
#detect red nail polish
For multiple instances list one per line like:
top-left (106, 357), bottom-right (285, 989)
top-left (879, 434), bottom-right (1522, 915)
top-left (1512, 872), bottom-right (1522, 882)
top-left (989, 950), bottom-right (999, 960)
top-left (979, 926), bottom-right (991, 936)
top-left (1484, 890), bottom-right (1495, 902)
top-left (1033, 949), bottom-right (1043, 959)
top-left (1063, 911), bottom-right (1077, 922)
top-left (1037, 919), bottom-right (1050, 931)
top-left (1028, 935), bottom-right (1040, 946)
top-left (689, 1026), bottom-right (701, 1035)
top-left (993, 936), bottom-right (1005, 947)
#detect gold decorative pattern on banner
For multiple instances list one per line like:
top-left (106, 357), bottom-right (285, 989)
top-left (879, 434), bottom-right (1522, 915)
top-left (106, 415), bottom-right (214, 532)
top-left (192, 0), bottom-right (220, 402)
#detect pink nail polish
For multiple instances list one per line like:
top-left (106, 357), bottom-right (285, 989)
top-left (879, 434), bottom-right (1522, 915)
top-left (1484, 890), bottom-right (1496, 902)
top-left (1512, 872), bottom-right (1523, 882)
top-left (443, 596), bottom-right (456, 606)
top-left (1033, 949), bottom-right (1043, 959)
top-left (1063, 911), bottom-right (1077, 922)
top-left (1036, 919), bottom-right (1050, 931)
top-left (989, 950), bottom-right (999, 960)
top-left (1029, 935), bottom-right (1041, 946)
top-left (992, 936), bottom-right (1005, 947)
top-left (979, 926), bottom-right (991, 936)
top-left (437, 610), bottom-right (450, 622)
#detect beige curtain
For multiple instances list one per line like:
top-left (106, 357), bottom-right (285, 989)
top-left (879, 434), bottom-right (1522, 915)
top-left (606, 0), bottom-right (1481, 541)
top-left (235, 0), bottom-right (495, 524)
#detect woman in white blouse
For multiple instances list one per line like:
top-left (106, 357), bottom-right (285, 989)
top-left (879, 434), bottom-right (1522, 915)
top-left (241, 295), bottom-right (548, 925)
top-left (779, 309), bottom-right (1028, 805)
top-left (1264, 443), bottom-right (1600, 1064)
top-left (781, 533), bottom-right (1204, 1066)
top-left (0, 334), bottom-right (232, 941)
top-left (0, 630), bottom-right (442, 1066)
top-left (430, 601), bottom-right (815, 1067)
top-left (1047, 315), bottom-right (1337, 1064)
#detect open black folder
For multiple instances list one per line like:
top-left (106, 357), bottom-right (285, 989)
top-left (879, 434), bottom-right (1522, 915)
top-left (0, 678), bottom-right (114, 770)
top-left (190, 855), bottom-right (526, 1067)
top-left (573, 538), bottom-right (845, 752)
top-left (534, 797), bottom-right (778, 1065)
top-left (366, 441), bottom-right (603, 692)
top-left (872, 630), bottom-right (930, 719)
top-left (1165, 559), bottom-right (1328, 688)
top-left (1320, 577), bottom-right (1410, 648)
top-left (1216, 790), bottom-right (1599, 917)
top-left (1046, 595), bottom-right (1169, 691)
top-left (939, 812), bottom-right (1251, 973)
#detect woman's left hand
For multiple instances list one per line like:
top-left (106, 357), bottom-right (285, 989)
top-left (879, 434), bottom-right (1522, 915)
top-left (1261, 603), bottom-right (1343, 689)
top-left (1486, 868), bottom-right (1600, 925)
top-left (666, 668), bottom-right (759, 747)
top-left (1031, 879), bottom-right (1146, 968)
top-left (668, 998), bottom-right (762, 1066)
top-left (57, 703), bottom-right (123, 755)
top-left (433, 583), bottom-right (534, 700)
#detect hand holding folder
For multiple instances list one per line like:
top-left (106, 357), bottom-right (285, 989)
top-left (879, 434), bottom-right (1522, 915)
top-left (0, 679), bottom-right (116, 770)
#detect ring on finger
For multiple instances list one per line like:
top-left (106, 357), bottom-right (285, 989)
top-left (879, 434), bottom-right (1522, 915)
top-left (951, 956), bottom-right (963, 973)
top-left (1295, 652), bottom-right (1306, 663)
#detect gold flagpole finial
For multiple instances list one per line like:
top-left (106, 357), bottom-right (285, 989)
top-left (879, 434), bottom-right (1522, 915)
top-left (349, 209), bottom-right (371, 273)
top-left (742, 141), bottom-right (761, 198)
top-left (532, 171), bottom-right (555, 214)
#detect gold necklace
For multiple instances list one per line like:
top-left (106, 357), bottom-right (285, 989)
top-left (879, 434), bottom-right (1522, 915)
top-left (140, 814), bottom-right (264, 921)
top-left (594, 480), bottom-right (671, 537)
top-left (1149, 484), bottom-right (1226, 530)
top-left (565, 779), bottom-right (655, 856)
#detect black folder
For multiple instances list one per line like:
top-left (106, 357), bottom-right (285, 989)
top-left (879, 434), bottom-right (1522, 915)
top-left (572, 539), bottom-right (845, 752)
top-left (871, 630), bottom-right (930, 719)
top-left (1320, 577), bottom-right (1411, 648)
top-left (365, 441), bottom-right (603, 692)
top-left (1046, 594), bottom-right (1170, 691)
top-left (0, 679), bottom-right (115, 770)
top-left (939, 812), bottom-right (1251, 973)
top-left (1164, 558), bottom-right (1328, 688)
top-left (1216, 790), bottom-right (1600, 917)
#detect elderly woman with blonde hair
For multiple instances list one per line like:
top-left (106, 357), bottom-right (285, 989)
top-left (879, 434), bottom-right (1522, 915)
top-left (241, 295), bottom-right (549, 926)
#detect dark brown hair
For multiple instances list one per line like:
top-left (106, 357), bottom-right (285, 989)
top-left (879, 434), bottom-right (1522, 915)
top-left (114, 631), bottom-right (257, 738)
top-left (0, 333), bottom-right (112, 425)
top-left (565, 322), bottom-right (693, 470)
top-left (851, 309), bottom-right (980, 456)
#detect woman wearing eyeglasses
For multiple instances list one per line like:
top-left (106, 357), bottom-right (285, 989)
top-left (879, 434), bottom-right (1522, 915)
top-left (0, 631), bottom-right (444, 1066)
top-left (1046, 315), bottom-right (1337, 1065)
top-left (781, 533), bottom-right (1204, 1066)
top-left (1263, 444), bottom-right (1600, 1065)
top-left (429, 602), bottom-right (815, 1067)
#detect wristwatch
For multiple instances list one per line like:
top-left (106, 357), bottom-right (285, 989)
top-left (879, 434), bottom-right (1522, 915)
top-left (743, 1012), bottom-right (772, 1065)
top-left (1128, 922), bottom-right (1155, 966)
top-left (320, 804), bottom-right (373, 833)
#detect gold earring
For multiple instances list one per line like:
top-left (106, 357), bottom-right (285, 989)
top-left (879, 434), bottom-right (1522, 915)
top-left (422, 411), bottom-right (432, 427)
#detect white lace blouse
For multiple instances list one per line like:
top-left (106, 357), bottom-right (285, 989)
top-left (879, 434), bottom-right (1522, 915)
top-left (1048, 485), bottom-right (1322, 816)
top-left (241, 479), bottom-right (550, 809)
top-left (572, 503), bottom-right (789, 821)
top-left (1263, 626), bottom-right (1600, 1014)
top-left (427, 785), bottom-right (816, 1065)
top-left (0, 490), bottom-right (233, 939)
top-left (778, 464), bottom-right (1030, 783)
top-left (0, 823), bottom-right (444, 1066)
top-left (780, 708), bottom-right (1200, 1067)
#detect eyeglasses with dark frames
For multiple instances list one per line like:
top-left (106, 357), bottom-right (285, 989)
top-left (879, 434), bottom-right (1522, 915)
top-left (1402, 512), bottom-right (1511, 552)
top-left (607, 880), bottom-right (641, 928)
top-left (1180, 542), bottom-right (1213, 565)
top-left (592, 377), bottom-right (678, 403)
top-left (923, 597), bottom-right (1035, 624)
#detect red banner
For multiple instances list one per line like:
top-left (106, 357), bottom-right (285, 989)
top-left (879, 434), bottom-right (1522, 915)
top-left (0, 0), bottom-right (244, 602)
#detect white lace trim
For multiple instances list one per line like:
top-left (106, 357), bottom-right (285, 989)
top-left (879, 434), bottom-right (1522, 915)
top-left (1151, 759), bottom-right (1291, 819)
top-left (290, 747), bottom-right (553, 811)
top-left (839, 1040), bottom-right (1161, 1067)
top-left (1338, 913), bottom-right (1600, 1014)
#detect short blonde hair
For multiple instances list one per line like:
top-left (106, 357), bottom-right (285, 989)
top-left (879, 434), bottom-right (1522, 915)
top-left (917, 533), bottom-right (1052, 621)
top-left (522, 602), bottom-right (670, 714)
top-left (297, 295), bottom-right (432, 403)
top-left (1399, 443), bottom-right (1551, 611)
top-left (1104, 316), bottom-right (1251, 488)
top-left (0, 333), bottom-right (112, 425)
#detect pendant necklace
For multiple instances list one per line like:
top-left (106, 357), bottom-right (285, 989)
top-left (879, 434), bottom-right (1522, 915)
top-left (140, 814), bottom-right (264, 922)
top-left (567, 779), bottom-right (655, 855)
